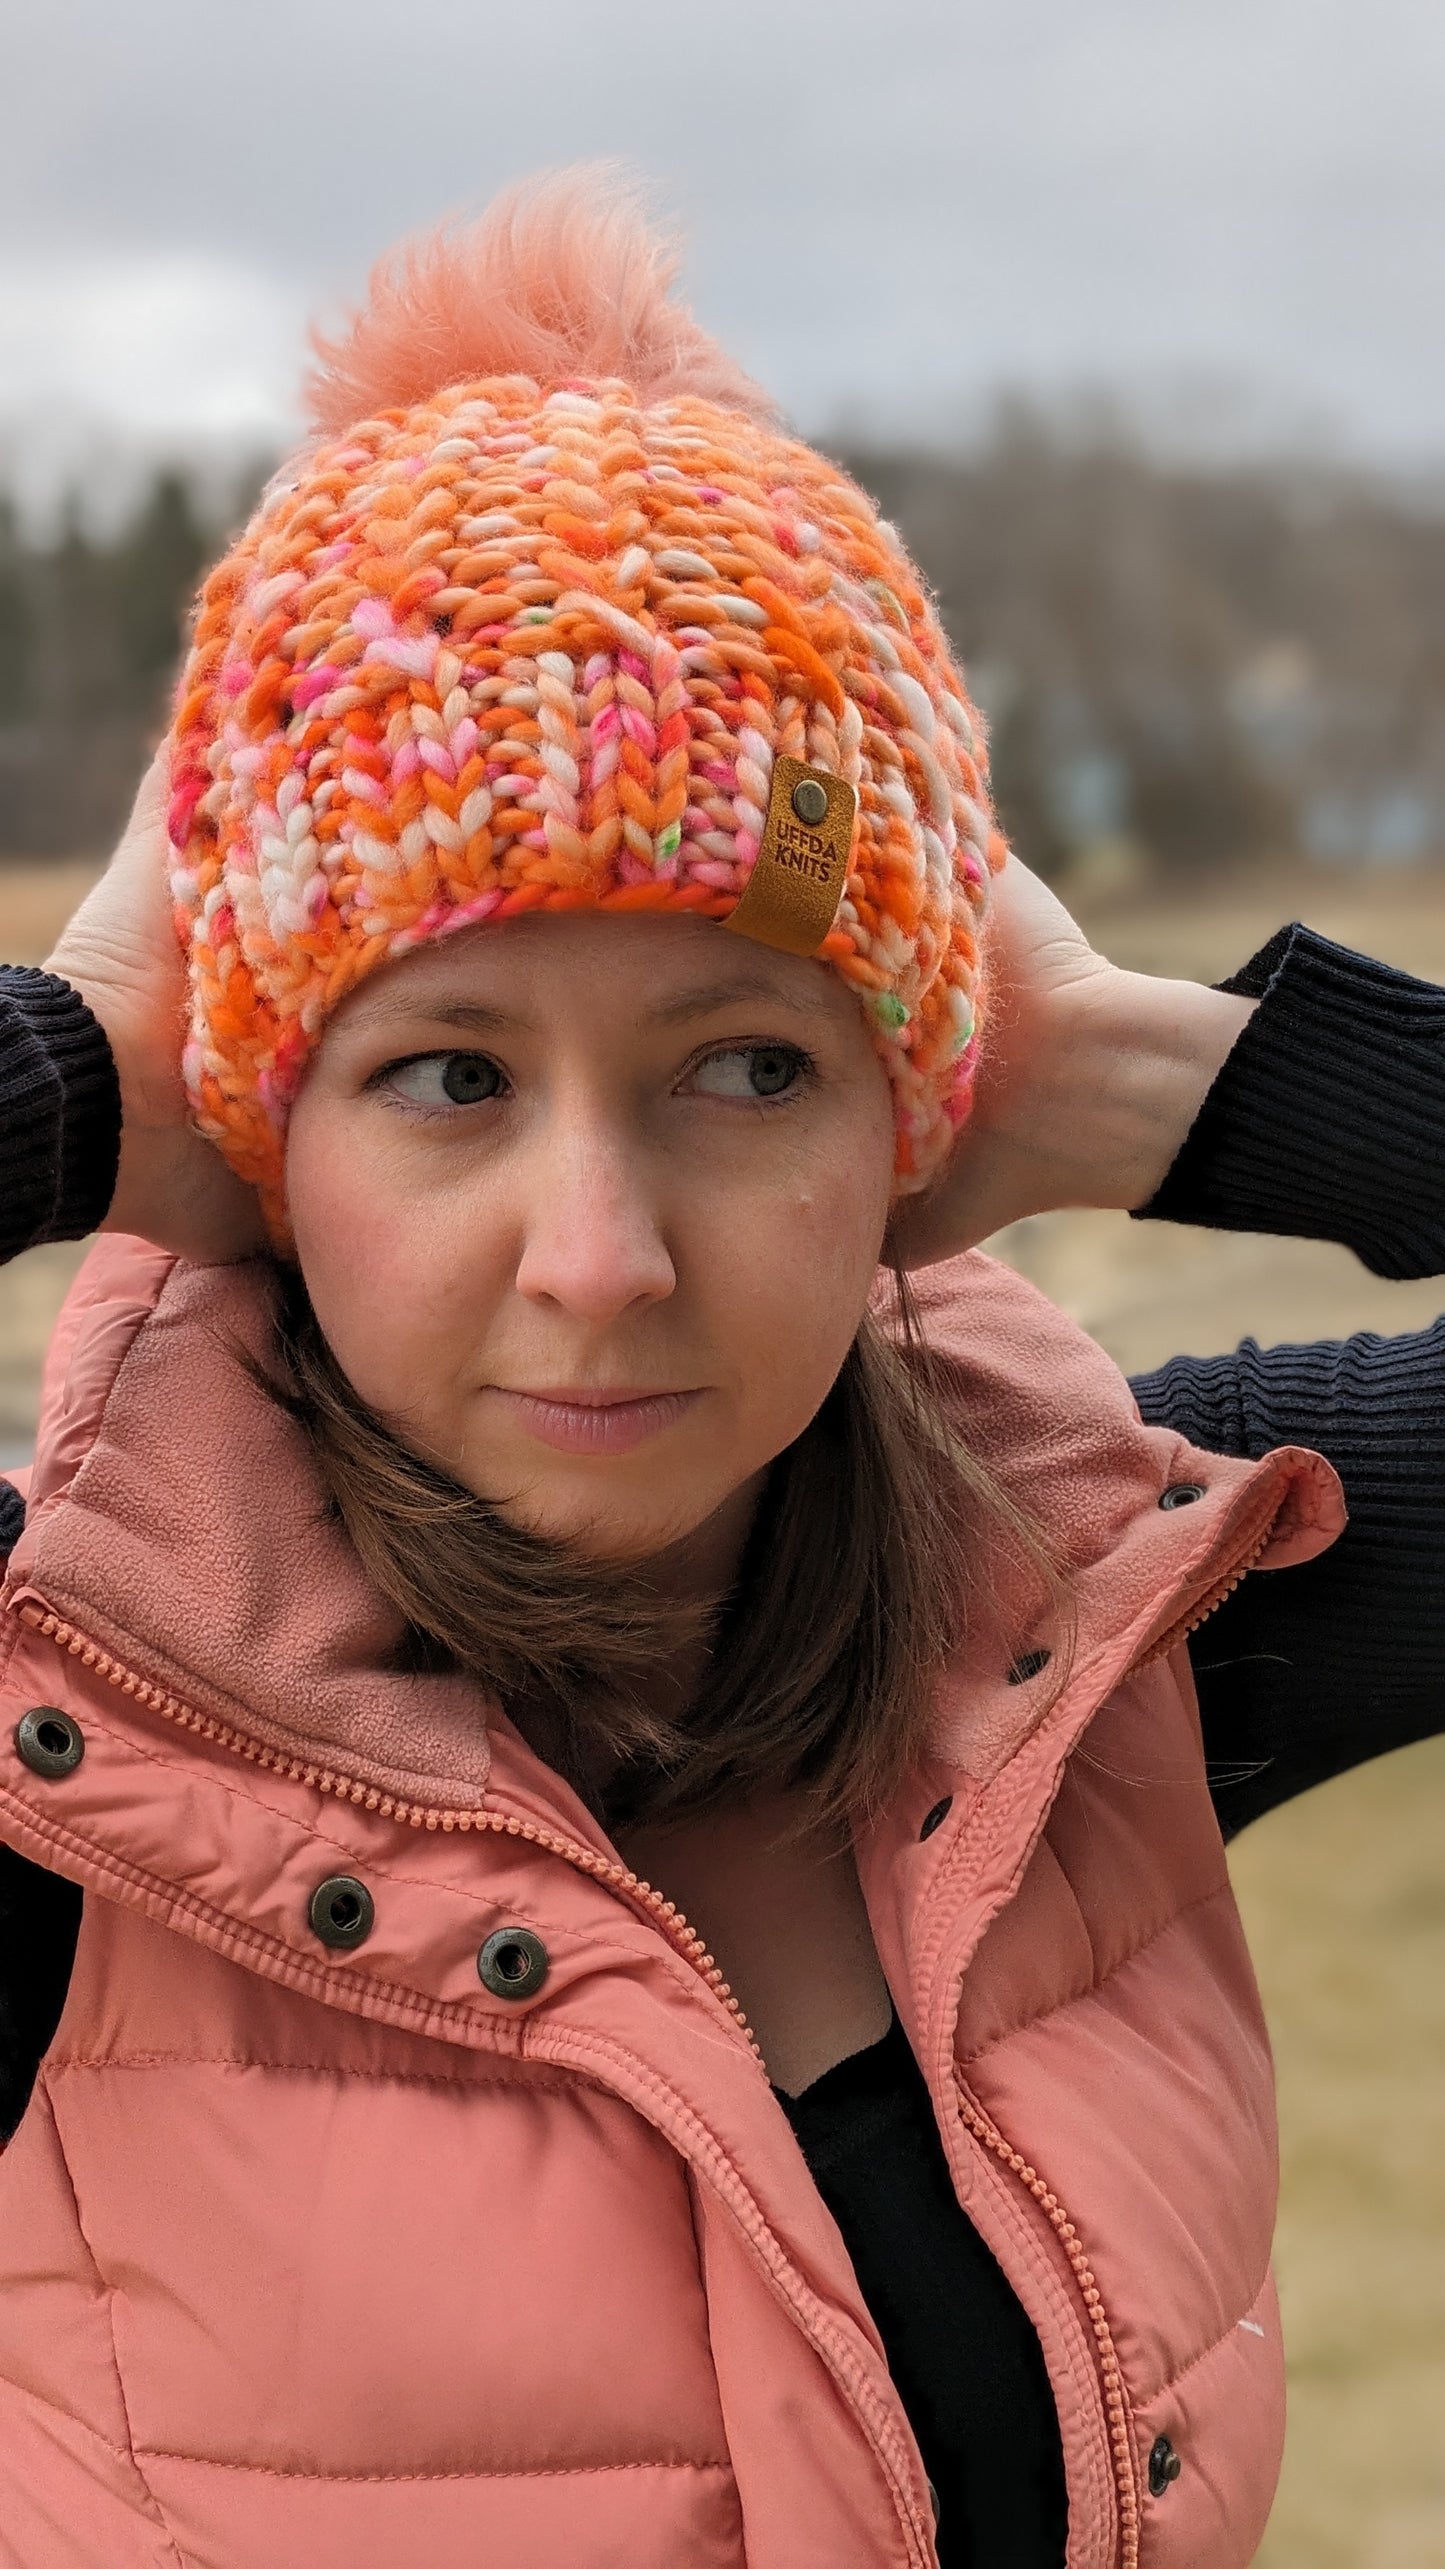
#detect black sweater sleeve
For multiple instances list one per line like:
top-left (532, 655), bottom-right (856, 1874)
top-left (1139, 1327), bottom-right (1445, 1835)
top-left (1130, 924), bottom-right (1445, 1835)
top-left (0, 967), bottom-right (120, 1257)
top-left (0, 979), bottom-right (120, 2130)
top-left (1137, 922), bottom-right (1445, 1279)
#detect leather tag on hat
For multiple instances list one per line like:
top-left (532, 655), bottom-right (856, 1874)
top-left (724, 755), bottom-right (857, 957)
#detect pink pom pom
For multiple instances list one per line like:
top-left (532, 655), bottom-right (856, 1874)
top-left (304, 165), bottom-right (777, 438)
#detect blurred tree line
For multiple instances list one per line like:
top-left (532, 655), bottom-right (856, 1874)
top-left (0, 469), bottom-right (227, 856)
top-left (846, 416), bottom-right (1445, 882)
top-left (6, 417), bottom-right (1445, 876)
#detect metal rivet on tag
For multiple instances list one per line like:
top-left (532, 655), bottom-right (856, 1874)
top-left (724, 754), bottom-right (858, 959)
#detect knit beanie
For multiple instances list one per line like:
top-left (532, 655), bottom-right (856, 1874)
top-left (167, 166), bottom-right (1006, 1230)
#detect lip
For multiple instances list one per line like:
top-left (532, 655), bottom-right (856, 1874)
top-left (485, 1385), bottom-right (704, 1456)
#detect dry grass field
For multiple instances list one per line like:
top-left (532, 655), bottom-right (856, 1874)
top-left (2, 854), bottom-right (1443, 2564)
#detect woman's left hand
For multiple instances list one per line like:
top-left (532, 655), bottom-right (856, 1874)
top-left (887, 856), bottom-right (1256, 1269)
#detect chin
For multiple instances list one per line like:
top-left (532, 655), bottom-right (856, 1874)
top-left (464, 1467), bottom-right (722, 1565)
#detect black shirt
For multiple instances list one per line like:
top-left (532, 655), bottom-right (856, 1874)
top-left (776, 2013), bottom-right (1068, 2565)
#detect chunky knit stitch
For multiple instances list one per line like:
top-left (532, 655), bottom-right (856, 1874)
top-left (166, 169), bottom-right (1003, 1226)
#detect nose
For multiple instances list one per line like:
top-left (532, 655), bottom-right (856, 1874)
top-left (512, 1114), bottom-right (676, 1323)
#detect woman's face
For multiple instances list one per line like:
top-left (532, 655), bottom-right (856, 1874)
top-left (285, 914), bottom-right (895, 1567)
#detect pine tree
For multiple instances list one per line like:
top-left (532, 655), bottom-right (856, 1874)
top-left (110, 469), bottom-right (208, 710)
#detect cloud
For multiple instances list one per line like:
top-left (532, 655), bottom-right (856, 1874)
top-left (5, 0), bottom-right (1445, 470)
top-left (0, 252), bottom-right (303, 520)
top-left (0, 252), bottom-right (303, 439)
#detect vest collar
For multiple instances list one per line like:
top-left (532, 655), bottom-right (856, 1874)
top-left (4, 1235), bottom-right (1344, 1840)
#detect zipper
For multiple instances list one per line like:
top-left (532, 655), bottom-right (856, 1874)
top-left (929, 1511), bottom-right (1286, 2568)
top-left (1129, 1509), bottom-right (1279, 1672)
top-left (8, 1594), bottom-right (762, 2062)
top-left (954, 2079), bottom-right (1140, 2569)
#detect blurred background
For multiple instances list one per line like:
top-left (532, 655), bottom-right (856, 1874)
top-left (2, 3), bottom-right (1443, 2557)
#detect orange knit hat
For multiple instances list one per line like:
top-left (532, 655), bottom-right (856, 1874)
top-left (167, 166), bottom-right (1006, 1229)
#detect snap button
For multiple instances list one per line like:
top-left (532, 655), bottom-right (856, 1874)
top-left (14, 1708), bottom-right (85, 1778)
top-left (919, 1796), bottom-right (953, 1841)
top-left (1007, 1646), bottom-right (1052, 1684)
top-left (1158, 1483), bottom-right (1206, 1511)
top-left (478, 1926), bottom-right (549, 2000)
top-left (307, 1875), bottom-right (375, 1951)
top-left (926, 2475), bottom-right (941, 2526)
top-left (1148, 2433), bottom-right (1182, 2496)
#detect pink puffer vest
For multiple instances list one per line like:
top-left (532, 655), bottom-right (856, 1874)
top-left (0, 1238), bottom-right (1343, 2569)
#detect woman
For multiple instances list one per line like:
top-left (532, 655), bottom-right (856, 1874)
top-left (1, 168), bottom-right (1442, 2569)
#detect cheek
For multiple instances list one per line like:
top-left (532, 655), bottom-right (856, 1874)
top-left (703, 1098), bottom-right (894, 1448)
top-left (284, 1098), bottom-right (481, 1428)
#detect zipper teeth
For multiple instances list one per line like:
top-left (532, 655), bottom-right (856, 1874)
top-left (956, 2085), bottom-right (1140, 2569)
top-left (1010, 1504), bottom-right (1279, 2555)
top-left (946, 1510), bottom-right (1284, 2562)
top-left (1131, 1516), bottom-right (1277, 1670)
top-left (13, 1599), bottom-right (762, 2062)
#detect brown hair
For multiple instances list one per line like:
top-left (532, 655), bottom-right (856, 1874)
top-left (267, 1266), bottom-right (1058, 1834)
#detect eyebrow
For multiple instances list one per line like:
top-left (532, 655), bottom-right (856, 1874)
top-left (645, 970), bottom-right (834, 1027)
top-left (344, 969), bottom-right (831, 1036)
top-left (344, 997), bottom-right (531, 1036)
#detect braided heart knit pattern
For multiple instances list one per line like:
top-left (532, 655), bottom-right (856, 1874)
top-left (168, 374), bottom-right (1004, 1224)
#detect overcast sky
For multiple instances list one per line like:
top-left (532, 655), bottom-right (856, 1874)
top-left (5, 0), bottom-right (1445, 500)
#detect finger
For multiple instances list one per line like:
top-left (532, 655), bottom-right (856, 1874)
top-left (125, 743), bottom-right (173, 833)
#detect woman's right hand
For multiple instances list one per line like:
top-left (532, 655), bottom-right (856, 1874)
top-left (888, 856), bottom-right (1257, 1267)
top-left (45, 751), bottom-right (262, 1262)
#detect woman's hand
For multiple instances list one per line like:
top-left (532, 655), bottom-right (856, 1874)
top-left (888, 857), bottom-right (1256, 1269)
top-left (45, 751), bottom-right (262, 1262)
